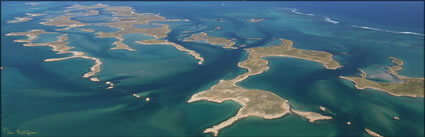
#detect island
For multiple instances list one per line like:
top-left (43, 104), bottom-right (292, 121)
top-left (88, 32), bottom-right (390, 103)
top-left (188, 38), bottom-right (338, 136)
top-left (7, 17), bottom-right (32, 24)
top-left (92, 5), bottom-right (173, 51)
top-left (8, 12), bottom-right (44, 24)
top-left (136, 39), bottom-right (204, 65)
top-left (365, 128), bottom-right (383, 137)
top-left (247, 18), bottom-right (264, 23)
top-left (319, 106), bottom-right (326, 111)
top-left (340, 57), bottom-right (424, 97)
top-left (26, 13), bottom-right (44, 17)
top-left (183, 32), bottom-right (237, 49)
top-left (25, 2), bottom-right (39, 6)
top-left (291, 109), bottom-right (332, 123)
top-left (6, 30), bottom-right (103, 82)
top-left (393, 116), bottom-right (400, 120)
top-left (40, 16), bottom-right (86, 31)
top-left (66, 9), bottom-right (99, 16)
top-left (64, 3), bottom-right (109, 13)
top-left (79, 28), bottom-right (95, 32)
top-left (105, 81), bottom-right (114, 89)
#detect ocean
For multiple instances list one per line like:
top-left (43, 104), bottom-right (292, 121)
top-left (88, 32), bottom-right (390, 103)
top-left (1, 1), bottom-right (423, 136)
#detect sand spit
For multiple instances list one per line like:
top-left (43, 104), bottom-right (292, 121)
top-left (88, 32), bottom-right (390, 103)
top-left (136, 39), bottom-right (204, 65)
top-left (365, 128), bottom-right (383, 137)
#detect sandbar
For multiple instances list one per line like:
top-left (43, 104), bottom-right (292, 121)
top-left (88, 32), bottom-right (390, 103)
top-left (248, 18), bottom-right (264, 23)
top-left (319, 106), bottom-right (326, 111)
top-left (365, 128), bottom-right (383, 137)
top-left (80, 28), bottom-right (95, 32)
top-left (26, 13), bottom-right (44, 17)
top-left (105, 81), bottom-right (114, 89)
top-left (291, 109), bottom-right (332, 123)
top-left (393, 116), bottom-right (400, 120)
top-left (7, 17), bottom-right (32, 24)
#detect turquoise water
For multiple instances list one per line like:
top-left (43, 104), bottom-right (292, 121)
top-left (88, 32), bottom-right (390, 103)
top-left (1, 1), bottom-right (423, 137)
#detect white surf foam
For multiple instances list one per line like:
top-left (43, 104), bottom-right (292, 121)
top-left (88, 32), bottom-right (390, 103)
top-left (324, 17), bottom-right (339, 24)
top-left (275, 7), bottom-right (424, 36)
top-left (351, 25), bottom-right (425, 36)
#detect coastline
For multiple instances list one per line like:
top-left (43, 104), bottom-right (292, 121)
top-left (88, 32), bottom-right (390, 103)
top-left (339, 76), bottom-right (418, 98)
top-left (187, 38), bottom-right (337, 136)
top-left (183, 32), bottom-right (237, 49)
top-left (6, 30), bottom-right (103, 82)
top-left (339, 57), bottom-right (423, 98)
top-left (136, 39), bottom-right (204, 65)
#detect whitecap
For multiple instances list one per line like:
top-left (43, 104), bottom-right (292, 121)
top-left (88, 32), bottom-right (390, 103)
top-left (324, 17), bottom-right (339, 24)
top-left (351, 25), bottom-right (425, 36)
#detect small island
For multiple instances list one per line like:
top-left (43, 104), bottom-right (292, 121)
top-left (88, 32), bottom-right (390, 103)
top-left (79, 28), bottom-right (95, 32)
top-left (340, 57), bottom-right (424, 97)
top-left (188, 38), bottom-right (337, 136)
top-left (365, 128), bottom-right (383, 137)
top-left (291, 109), bottom-right (332, 123)
top-left (247, 18), bottom-right (264, 23)
top-left (26, 13), bottom-right (44, 17)
top-left (7, 17), bottom-right (32, 24)
top-left (183, 32), bottom-right (237, 49)
top-left (105, 81), bottom-right (114, 89)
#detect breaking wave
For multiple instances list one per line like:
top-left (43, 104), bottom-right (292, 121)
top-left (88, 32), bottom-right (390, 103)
top-left (351, 25), bottom-right (425, 36)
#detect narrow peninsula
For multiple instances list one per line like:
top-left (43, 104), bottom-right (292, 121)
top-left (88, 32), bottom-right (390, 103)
top-left (183, 32), bottom-right (237, 49)
top-left (136, 39), bottom-right (204, 65)
top-left (188, 38), bottom-right (337, 136)
top-left (340, 57), bottom-right (424, 97)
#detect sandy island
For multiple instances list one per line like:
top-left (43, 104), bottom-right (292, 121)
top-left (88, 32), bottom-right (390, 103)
top-left (365, 128), bottom-right (383, 137)
top-left (105, 81), bottom-right (114, 89)
top-left (183, 32), bottom-right (237, 49)
top-left (7, 17), bottom-right (32, 24)
top-left (319, 106), bottom-right (326, 112)
top-left (291, 109), bottom-right (332, 123)
top-left (26, 13), bottom-right (44, 17)
top-left (248, 18), bottom-right (264, 23)
top-left (340, 57), bottom-right (424, 97)
top-left (188, 38), bottom-right (337, 136)
top-left (80, 28), bottom-right (95, 32)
